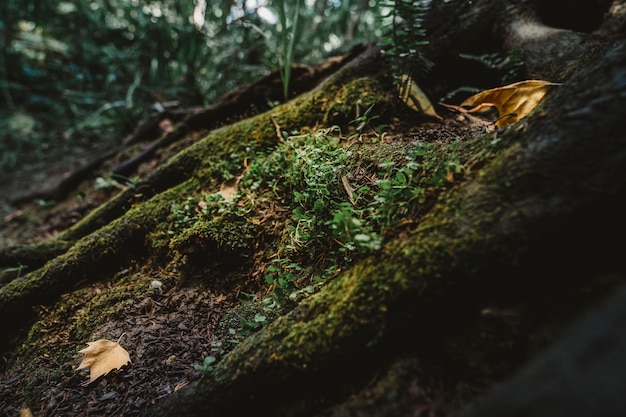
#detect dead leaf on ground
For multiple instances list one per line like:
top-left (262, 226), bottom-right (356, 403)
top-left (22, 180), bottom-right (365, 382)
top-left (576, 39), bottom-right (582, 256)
top-left (398, 74), bottom-right (443, 120)
top-left (460, 80), bottom-right (559, 128)
top-left (20, 407), bottom-right (33, 417)
top-left (77, 338), bottom-right (131, 383)
top-left (159, 118), bottom-right (174, 134)
top-left (219, 176), bottom-right (241, 202)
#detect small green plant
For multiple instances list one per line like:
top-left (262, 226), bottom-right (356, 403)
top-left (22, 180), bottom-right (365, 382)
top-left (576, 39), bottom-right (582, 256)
top-left (94, 173), bottom-right (144, 192)
top-left (350, 102), bottom-right (384, 139)
top-left (459, 50), bottom-right (524, 83)
top-left (275, 0), bottom-right (302, 101)
top-left (264, 258), bottom-right (303, 299)
top-left (414, 140), bottom-right (467, 186)
top-left (194, 128), bottom-right (472, 305)
top-left (369, 160), bottom-right (425, 226)
top-left (239, 313), bottom-right (268, 336)
top-left (168, 196), bottom-right (201, 234)
top-left (243, 128), bottom-right (428, 294)
top-left (212, 151), bottom-right (251, 181)
top-left (327, 202), bottom-right (381, 254)
top-left (380, 0), bottom-right (432, 81)
top-left (193, 355), bottom-right (216, 372)
top-left (1, 263), bottom-right (28, 281)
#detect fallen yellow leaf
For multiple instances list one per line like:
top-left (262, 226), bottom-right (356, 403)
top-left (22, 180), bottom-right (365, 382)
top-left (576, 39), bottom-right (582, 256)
top-left (77, 338), bottom-right (131, 383)
top-left (461, 80), bottom-right (559, 128)
top-left (398, 74), bottom-right (443, 120)
top-left (219, 176), bottom-right (241, 202)
top-left (20, 407), bottom-right (33, 417)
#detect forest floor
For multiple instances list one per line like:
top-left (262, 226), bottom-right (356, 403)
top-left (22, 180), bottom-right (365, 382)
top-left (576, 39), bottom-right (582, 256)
top-left (1, 104), bottom-right (621, 416)
top-left (2, 13), bottom-right (625, 410)
top-left (0, 142), bottom-right (110, 246)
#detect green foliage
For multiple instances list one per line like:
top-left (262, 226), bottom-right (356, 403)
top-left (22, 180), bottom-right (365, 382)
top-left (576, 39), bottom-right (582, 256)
top-left (243, 128), bottom-right (353, 251)
top-left (169, 124), bottom-right (442, 307)
top-left (379, 0), bottom-right (432, 81)
top-left (458, 51), bottom-right (524, 83)
top-left (264, 258), bottom-right (303, 299)
top-left (94, 173), bottom-right (144, 192)
top-left (240, 126), bottom-right (447, 299)
top-left (172, 114), bottom-right (479, 374)
top-left (274, 0), bottom-right (302, 101)
top-left (1, 0), bottom-right (206, 173)
top-left (350, 102), bottom-right (387, 139)
top-left (168, 196), bottom-right (201, 233)
top-left (1, 263), bottom-right (27, 281)
top-left (193, 355), bottom-right (216, 372)
top-left (1, 0), bottom-right (390, 173)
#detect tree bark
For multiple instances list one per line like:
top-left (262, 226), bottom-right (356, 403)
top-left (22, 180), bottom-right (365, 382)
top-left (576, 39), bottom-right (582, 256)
top-left (452, 281), bottom-right (626, 417)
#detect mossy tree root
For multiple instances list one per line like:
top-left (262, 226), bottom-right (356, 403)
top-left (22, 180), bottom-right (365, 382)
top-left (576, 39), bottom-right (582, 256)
top-left (0, 240), bottom-right (73, 277)
top-left (146, 42), bottom-right (626, 417)
top-left (0, 212), bottom-right (154, 343)
top-left (0, 45), bottom-right (390, 349)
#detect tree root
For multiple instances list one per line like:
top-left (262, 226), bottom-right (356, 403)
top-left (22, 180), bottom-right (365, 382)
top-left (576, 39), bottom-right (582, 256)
top-left (146, 40), bottom-right (626, 416)
top-left (0, 44), bottom-right (387, 349)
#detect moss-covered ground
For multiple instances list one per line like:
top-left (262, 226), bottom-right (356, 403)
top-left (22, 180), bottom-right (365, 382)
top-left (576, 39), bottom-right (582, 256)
top-left (1, 37), bottom-right (625, 416)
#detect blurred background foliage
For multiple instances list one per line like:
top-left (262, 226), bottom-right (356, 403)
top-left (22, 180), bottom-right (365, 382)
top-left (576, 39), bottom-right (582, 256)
top-left (0, 0), bottom-right (426, 175)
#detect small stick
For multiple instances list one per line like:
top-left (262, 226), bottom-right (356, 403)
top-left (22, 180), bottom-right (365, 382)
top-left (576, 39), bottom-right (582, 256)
top-left (341, 175), bottom-right (356, 206)
top-left (270, 115), bottom-right (285, 142)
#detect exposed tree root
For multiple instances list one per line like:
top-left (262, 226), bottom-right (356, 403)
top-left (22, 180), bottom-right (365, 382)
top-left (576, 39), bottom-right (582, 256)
top-left (146, 38), bottom-right (626, 416)
top-left (0, 44), bottom-right (388, 351)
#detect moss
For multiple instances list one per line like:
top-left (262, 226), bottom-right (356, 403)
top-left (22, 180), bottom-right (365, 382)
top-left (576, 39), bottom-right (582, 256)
top-left (206, 175), bottom-right (496, 381)
top-left (24, 69), bottom-right (385, 270)
top-left (215, 295), bottom-right (285, 353)
top-left (197, 120), bottom-right (517, 382)
top-left (0, 208), bottom-right (161, 345)
top-left (0, 240), bottom-right (73, 276)
top-left (209, 256), bottom-right (408, 380)
top-left (170, 214), bottom-right (256, 257)
top-left (322, 77), bottom-right (387, 126)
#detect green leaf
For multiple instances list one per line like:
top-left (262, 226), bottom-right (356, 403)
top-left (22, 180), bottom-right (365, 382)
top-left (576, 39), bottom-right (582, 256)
top-left (395, 171), bottom-right (408, 185)
top-left (278, 277), bottom-right (289, 288)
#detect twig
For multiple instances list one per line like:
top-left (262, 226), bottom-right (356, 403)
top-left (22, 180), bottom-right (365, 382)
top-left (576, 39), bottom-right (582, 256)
top-left (270, 115), bottom-right (285, 142)
top-left (341, 175), bottom-right (356, 205)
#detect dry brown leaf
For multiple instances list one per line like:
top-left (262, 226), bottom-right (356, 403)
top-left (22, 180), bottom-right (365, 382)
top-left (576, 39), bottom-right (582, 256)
top-left (219, 177), bottom-right (241, 202)
top-left (461, 80), bottom-right (559, 128)
top-left (20, 407), bottom-right (33, 417)
top-left (77, 339), bottom-right (131, 383)
top-left (159, 118), bottom-right (174, 134)
top-left (398, 74), bottom-right (443, 120)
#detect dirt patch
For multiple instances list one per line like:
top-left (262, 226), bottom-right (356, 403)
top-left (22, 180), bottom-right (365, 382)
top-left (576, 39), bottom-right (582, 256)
top-left (0, 275), bottom-right (239, 416)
